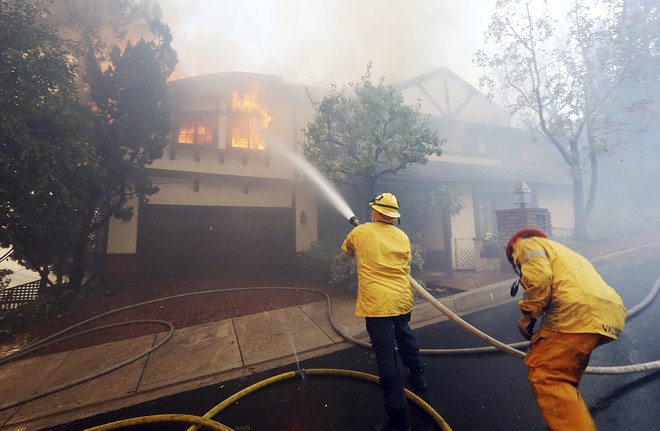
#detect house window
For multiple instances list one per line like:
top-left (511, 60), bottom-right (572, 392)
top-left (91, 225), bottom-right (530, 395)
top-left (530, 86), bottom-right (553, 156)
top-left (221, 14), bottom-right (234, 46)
top-left (475, 196), bottom-right (500, 239)
top-left (229, 88), bottom-right (270, 151)
top-left (176, 114), bottom-right (215, 146)
top-left (230, 115), bottom-right (267, 150)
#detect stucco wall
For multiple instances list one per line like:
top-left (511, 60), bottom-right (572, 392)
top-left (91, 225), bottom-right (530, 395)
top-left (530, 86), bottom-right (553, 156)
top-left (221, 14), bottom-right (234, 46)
top-left (535, 185), bottom-right (573, 232)
top-left (450, 184), bottom-right (477, 239)
top-left (106, 198), bottom-right (139, 254)
top-left (148, 176), bottom-right (291, 207)
top-left (294, 189), bottom-right (318, 252)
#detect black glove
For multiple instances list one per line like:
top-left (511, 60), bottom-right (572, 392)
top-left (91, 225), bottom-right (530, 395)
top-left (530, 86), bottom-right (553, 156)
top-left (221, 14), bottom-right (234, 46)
top-left (517, 314), bottom-right (537, 340)
top-left (510, 279), bottom-right (520, 297)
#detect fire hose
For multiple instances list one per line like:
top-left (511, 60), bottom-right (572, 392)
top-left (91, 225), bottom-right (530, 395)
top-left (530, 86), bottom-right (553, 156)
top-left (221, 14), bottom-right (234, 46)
top-left (82, 369), bottom-right (451, 431)
top-left (347, 216), bottom-right (660, 373)
top-left (1, 235), bottom-right (659, 430)
top-left (1, 267), bottom-right (658, 417)
top-left (75, 266), bottom-right (660, 431)
top-left (1, 269), bottom-right (659, 415)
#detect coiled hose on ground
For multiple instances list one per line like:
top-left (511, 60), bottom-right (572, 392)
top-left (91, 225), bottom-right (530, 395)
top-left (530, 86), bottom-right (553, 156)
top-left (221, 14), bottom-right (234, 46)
top-left (1, 273), bottom-right (660, 413)
top-left (82, 368), bottom-right (452, 431)
top-left (1, 270), bottom-right (658, 427)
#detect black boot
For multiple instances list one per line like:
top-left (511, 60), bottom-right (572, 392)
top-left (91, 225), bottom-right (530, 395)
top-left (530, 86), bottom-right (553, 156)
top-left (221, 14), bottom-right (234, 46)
top-left (407, 372), bottom-right (428, 390)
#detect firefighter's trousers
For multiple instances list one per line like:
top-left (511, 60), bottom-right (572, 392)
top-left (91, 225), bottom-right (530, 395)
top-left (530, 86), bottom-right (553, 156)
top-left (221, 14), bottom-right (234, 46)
top-left (525, 330), bottom-right (603, 431)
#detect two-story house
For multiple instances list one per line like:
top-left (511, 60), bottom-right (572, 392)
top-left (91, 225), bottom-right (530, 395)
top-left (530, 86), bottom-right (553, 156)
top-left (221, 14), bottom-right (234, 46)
top-left (103, 68), bottom-right (571, 281)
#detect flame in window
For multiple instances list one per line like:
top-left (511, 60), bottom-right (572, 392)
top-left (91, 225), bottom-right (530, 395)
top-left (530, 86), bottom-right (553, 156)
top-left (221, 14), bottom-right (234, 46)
top-left (177, 116), bottom-right (213, 145)
top-left (231, 86), bottom-right (270, 150)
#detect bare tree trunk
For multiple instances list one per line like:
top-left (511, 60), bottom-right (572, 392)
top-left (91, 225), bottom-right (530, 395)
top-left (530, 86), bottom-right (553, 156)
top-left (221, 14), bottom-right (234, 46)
top-left (573, 174), bottom-right (588, 242)
top-left (585, 151), bottom-right (598, 223)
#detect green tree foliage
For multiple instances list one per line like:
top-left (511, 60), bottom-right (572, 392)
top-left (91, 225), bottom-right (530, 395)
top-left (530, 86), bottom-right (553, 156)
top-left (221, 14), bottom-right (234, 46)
top-left (62, 3), bottom-right (177, 288)
top-left (0, 0), bottom-right (99, 289)
top-left (475, 0), bottom-right (658, 241)
top-left (405, 187), bottom-right (464, 245)
top-left (0, 0), bottom-right (177, 290)
top-left (302, 63), bottom-right (444, 220)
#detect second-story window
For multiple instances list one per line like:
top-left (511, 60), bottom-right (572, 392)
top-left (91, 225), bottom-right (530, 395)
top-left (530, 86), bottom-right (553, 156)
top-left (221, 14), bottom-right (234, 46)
top-left (176, 113), bottom-right (215, 146)
top-left (230, 87), bottom-right (270, 151)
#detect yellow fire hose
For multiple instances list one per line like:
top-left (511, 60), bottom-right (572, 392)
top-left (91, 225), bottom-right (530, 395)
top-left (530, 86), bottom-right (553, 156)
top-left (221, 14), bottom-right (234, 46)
top-left (84, 414), bottom-right (232, 431)
top-left (83, 368), bottom-right (452, 431)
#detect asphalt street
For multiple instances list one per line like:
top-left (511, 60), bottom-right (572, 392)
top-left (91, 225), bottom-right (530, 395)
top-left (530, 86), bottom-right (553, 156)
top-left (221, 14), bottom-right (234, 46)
top-left (51, 259), bottom-right (660, 431)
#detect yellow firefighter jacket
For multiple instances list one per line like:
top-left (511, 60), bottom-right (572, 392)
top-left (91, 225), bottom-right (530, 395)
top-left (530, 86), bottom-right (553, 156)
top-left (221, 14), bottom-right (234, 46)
top-left (341, 221), bottom-right (413, 317)
top-left (512, 236), bottom-right (626, 340)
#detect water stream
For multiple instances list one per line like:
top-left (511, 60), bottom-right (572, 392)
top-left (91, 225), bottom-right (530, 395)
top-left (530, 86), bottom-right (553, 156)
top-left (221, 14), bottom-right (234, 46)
top-left (287, 330), bottom-right (303, 375)
top-left (267, 135), bottom-right (356, 221)
top-left (268, 136), bottom-right (356, 378)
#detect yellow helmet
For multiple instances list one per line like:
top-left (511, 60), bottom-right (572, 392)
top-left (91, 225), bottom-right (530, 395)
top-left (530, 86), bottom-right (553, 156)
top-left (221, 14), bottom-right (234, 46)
top-left (369, 193), bottom-right (401, 219)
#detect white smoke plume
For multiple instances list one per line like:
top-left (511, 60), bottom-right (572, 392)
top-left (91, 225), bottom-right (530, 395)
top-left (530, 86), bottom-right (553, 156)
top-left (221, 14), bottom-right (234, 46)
top-left (156, 0), bottom-right (495, 87)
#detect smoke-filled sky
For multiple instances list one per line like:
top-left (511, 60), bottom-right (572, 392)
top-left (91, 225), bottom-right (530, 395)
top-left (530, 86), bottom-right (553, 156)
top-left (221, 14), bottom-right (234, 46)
top-left (156, 0), bottom-right (496, 88)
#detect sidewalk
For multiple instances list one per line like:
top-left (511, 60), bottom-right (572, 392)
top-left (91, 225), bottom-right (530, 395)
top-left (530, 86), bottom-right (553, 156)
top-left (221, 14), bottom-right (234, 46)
top-left (2, 231), bottom-right (660, 431)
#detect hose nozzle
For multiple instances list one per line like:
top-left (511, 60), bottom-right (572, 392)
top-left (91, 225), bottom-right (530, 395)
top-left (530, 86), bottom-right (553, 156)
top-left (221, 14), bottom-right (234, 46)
top-left (349, 216), bottom-right (359, 226)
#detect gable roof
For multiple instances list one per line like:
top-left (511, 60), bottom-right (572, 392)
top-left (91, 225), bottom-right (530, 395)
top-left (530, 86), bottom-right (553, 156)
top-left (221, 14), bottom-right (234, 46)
top-left (393, 66), bottom-right (508, 125)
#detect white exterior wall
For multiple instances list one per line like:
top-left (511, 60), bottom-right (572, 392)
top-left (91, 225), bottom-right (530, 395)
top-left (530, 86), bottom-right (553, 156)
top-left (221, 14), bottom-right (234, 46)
top-left (295, 188), bottom-right (318, 252)
top-left (148, 176), bottom-right (291, 207)
top-left (106, 199), bottom-right (139, 254)
top-left (450, 184), bottom-right (477, 239)
top-left (536, 185), bottom-right (573, 235)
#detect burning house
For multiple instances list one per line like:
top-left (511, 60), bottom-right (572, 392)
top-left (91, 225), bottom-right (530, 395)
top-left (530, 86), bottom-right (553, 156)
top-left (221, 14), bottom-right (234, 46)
top-left (103, 68), bottom-right (571, 280)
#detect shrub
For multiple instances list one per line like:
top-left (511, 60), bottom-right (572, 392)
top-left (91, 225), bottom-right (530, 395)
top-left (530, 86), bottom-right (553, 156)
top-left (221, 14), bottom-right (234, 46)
top-left (297, 239), bottom-right (425, 290)
top-left (296, 238), bottom-right (343, 282)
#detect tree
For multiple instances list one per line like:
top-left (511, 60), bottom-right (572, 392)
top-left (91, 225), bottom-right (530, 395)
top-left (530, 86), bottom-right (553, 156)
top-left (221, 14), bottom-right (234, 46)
top-left (475, 0), bottom-right (658, 241)
top-left (66, 24), bottom-right (176, 288)
top-left (0, 0), bottom-right (99, 290)
top-left (41, 0), bottom-right (177, 287)
top-left (405, 187), bottom-right (464, 246)
top-left (301, 63), bottom-right (444, 221)
top-left (0, 0), bottom-right (177, 290)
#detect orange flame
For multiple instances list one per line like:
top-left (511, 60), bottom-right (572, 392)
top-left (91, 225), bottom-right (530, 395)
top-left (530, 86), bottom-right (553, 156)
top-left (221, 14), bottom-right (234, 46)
top-left (231, 86), bottom-right (271, 127)
top-left (231, 86), bottom-right (270, 150)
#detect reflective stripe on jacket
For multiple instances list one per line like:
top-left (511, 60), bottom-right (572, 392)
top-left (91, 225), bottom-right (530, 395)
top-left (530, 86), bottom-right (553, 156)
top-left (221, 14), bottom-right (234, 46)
top-left (341, 221), bottom-right (413, 317)
top-left (513, 236), bottom-right (626, 340)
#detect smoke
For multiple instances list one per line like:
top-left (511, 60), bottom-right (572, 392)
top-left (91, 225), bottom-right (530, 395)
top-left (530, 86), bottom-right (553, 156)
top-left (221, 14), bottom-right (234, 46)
top-left (156, 0), bottom-right (494, 87)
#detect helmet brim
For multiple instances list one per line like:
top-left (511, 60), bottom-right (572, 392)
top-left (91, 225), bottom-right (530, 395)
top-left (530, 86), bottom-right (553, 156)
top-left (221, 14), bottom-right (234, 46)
top-left (369, 203), bottom-right (400, 218)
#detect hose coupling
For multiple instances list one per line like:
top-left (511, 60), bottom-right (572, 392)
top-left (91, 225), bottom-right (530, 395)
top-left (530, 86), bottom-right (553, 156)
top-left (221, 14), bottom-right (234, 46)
top-left (349, 216), bottom-right (359, 226)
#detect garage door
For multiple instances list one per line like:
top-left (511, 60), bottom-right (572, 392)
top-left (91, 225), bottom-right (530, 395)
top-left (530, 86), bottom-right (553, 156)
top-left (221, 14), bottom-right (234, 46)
top-left (138, 204), bottom-right (294, 278)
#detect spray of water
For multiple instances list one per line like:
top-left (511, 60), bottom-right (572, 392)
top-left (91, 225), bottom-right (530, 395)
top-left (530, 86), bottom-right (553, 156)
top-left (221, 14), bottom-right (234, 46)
top-left (268, 136), bottom-right (357, 375)
top-left (267, 136), bottom-right (356, 221)
top-left (287, 330), bottom-right (303, 375)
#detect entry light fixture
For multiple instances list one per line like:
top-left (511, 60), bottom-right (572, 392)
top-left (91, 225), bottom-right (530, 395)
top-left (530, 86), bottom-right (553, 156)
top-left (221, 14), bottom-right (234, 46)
top-left (300, 211), bottom-right (307, 225)
top-left (513, 181), bottom-right (532, 208)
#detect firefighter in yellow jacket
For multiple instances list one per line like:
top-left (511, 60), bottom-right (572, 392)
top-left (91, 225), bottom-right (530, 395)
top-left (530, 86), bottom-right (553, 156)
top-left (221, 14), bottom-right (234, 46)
top-left (506, 229), bottom-right (627, 431)
top-left (342, 193), bottom-right (426, 431)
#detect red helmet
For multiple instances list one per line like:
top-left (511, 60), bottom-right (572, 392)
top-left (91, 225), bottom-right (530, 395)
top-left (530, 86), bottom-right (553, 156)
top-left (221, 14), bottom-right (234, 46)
top-left (505, 229), bottom-right (548, 265)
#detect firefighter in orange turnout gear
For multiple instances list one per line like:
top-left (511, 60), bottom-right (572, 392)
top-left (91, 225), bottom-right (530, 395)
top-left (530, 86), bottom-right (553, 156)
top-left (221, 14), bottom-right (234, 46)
top-left (506, 229), bottom-right (626, 431)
